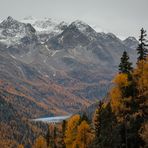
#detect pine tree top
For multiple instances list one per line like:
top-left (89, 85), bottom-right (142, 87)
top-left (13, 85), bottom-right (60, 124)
top-left (119, 51), bottom-right (133, 74)
top-left (137, 28), bottom-right (148, 61)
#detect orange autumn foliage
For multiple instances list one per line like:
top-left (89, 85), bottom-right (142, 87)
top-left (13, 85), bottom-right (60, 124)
top-left (110, 87), bottom-right (122, 114)
top-left (32, 136), bottom-right (48, 148)
top-left (110, 73), bottom-right (133, 120)
top-left (75, 121), bottom-right (94, 148)
top-left (133, 58), bottom-right (148, 97)
top-left (64, 115), bottom-right (80, 148)
top-left (17, 144), bottom-right (24, 148)
top-left (113, 73), bottom-right (130, 88)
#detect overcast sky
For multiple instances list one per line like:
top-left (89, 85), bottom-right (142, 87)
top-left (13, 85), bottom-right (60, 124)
top-left (0, 0), bottom-right (148, 39)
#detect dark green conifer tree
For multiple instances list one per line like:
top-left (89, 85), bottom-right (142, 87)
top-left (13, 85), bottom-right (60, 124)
top-left (92, 102), bottom-right (121, 148)
top-left (119, 51), bottom-right (134, 99)
top-left (80, 112), bottom-right (89, 123)
top-left (119, 51), bottom-right (133, 75)
top-left (137, 28), bottom-right (148, 61)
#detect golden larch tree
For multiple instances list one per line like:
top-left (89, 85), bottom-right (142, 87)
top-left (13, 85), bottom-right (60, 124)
top-left (64, 115), bottom-right (80, 148)
top-left (75, 121), bottom-right (94, 148)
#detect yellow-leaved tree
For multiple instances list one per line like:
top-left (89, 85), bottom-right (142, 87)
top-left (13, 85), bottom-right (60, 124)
top-left (133, 58), bottom-right (148, 116)
top-left (32, 135), bottom-right (48, 148)
top-left (64, 115), bottom-right (80, 148)
top-left (17, 144), bottom-right (24, 148)
top-left (110, 73), bottom-right (132, 121)
top-left (75, 121), bottom-right (94, 148)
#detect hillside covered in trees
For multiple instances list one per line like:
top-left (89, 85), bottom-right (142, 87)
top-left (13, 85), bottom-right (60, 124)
top-left (0, 23), bottom-right (148, 147)
top-left (13, 28), bottom-right (148, 148)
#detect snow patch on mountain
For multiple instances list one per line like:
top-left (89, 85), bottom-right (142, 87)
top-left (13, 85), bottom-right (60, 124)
top-left (70, 20), bottom-right (98, 41)
top-left (21, 17), bottom-right (68, 35)
top-left (0, 16), bottom-right (36, 46)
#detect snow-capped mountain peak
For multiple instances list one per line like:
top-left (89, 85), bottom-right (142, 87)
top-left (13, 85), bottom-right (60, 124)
top-left (0, 16), bottom-right (36, 35)
top-left (69, 20), bottom-right (98, 41)
top-left (0, 16), bottom-right (37, 46)
top-left (4, 16), bottom-right (15, 22)
top-left (21, 17), bottom-right (68, 35)
top-left (0, 16), bottom-right (21, 28)
top-left (71, 20), bottom-right (90, 31)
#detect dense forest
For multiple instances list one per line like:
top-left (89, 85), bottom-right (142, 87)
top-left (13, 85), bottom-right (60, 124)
top-left (1, 28), bottom-right (148, 148)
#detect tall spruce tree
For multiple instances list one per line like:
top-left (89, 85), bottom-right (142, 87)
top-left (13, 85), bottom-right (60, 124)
top-left (119, 51), bottom-right (134, 98)
top-left (137, 28), bottom-right (148, 61)
top-left (92, 102), bottom-right (121, 148)
top-left (119, 51), bottom-right (133, 75)
top-left (119, 51), bottom-right (135, 97)
top-left (112, 51), bottom-right (138, 147)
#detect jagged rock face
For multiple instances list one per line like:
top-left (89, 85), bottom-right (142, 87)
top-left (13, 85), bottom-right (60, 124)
top-left (0, 16), bottom-right (37, 47)
top-left (0, 16), bottom-right (35, 37)
top-left (48, 21), bottom-right (98, 49)
top-left (46, 20), bottom-right (136, 68)
top-left (0, 16), bottom-right (139, 115)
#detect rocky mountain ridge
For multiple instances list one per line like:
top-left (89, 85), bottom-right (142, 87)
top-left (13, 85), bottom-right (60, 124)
top-left (0, 16), bottom-right (139, 116)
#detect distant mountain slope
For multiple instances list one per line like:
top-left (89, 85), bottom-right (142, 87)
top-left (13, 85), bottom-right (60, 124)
top-left (0, 87), bottom-right (49, 148)
top-left (0, 17), bottom-right (138, 117)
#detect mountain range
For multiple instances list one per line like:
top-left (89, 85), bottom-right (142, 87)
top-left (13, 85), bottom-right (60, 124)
top-left (0, 16), bottom-right (139, 117)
